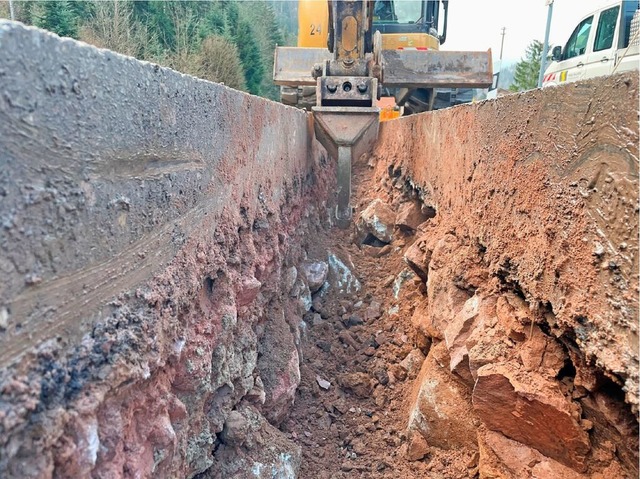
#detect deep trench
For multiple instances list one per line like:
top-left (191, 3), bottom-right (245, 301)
top-left (194, 153), bottom-right (639, 479)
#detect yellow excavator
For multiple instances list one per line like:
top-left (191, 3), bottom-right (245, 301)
top-left (273, 0), bottom-right (492, 227)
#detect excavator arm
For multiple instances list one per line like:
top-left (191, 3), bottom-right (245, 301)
top-left (274, 0), bottom-right (492, 228)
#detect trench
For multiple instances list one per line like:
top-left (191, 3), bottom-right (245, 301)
top-left (0, 21), bottom-right (638, 479)
top-left (197, 150), bottom-right (639, 479)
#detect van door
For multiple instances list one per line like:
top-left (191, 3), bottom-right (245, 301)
top-left (558, 14), bottom-right (596, 84)
top-left (585, 5), bottom-right (621, 79)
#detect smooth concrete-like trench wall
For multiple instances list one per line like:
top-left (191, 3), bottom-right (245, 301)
top-left (0, 21), bottom-right (330, 478)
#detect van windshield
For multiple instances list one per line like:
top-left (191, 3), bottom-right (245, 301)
top-left (565, 15), bottom-right (594, 59)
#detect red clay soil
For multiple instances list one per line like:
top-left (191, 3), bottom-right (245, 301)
top-left (284, 84), bottom-right (639, 477)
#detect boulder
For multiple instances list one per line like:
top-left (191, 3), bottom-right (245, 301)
top-left (357, 199), bottom-right (395, 243)
top-left (302, 261), bottom-right (328, 293)
top-left (395, 201), bottom-right (428, 232)
top-left (407, 342), bottom-right (478, 450)
top-left (473, 362), bottom-right (590, 471)
top-left (403, 236), bottom-right (432, 283)
top-left (478, 429), bottom-right (586, 479)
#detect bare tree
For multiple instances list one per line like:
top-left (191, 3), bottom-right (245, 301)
top-left (196, 36), bottom-right (247, 90)
top-left (79, 0), bottom-right (157, 60)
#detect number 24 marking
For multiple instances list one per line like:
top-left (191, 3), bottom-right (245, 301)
top-left (310, 24), bottom-right (322, 35)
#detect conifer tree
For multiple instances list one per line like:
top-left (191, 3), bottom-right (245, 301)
top-left (37, 1), bottom-right (78, 38)
top-left (509, 39), bottom-right (544, 92)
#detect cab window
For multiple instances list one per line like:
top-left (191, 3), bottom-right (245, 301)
top-left (565, 15), bottom-right (594, 59)
top-left (594, 6), bottom-right (620, 51)
top-left (374, 0), bottom-right (423, 24)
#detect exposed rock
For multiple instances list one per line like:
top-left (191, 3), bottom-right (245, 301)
top-left (245, 376), bottom-right (266, 405)
top-left (407, 342), bottom-right (478, 450)
top-left (393, 268), bottom-right (416, 299)
top-left (302, 261), bottom-right (329, 293)
top-left (221, 410), bottom-right (250, 447)
top-left (444, 295), bottom-right (482, 385)
top-left (473, 362), bottom-right (590, 471)
top-left (478, 429), bottom-right (586, 479)
top-left (327, 252), bottom-right (361, 295)
top-left (236, 276), bottom-right (262, 307)
top-left (400, 349), bottom-right (426, 379)
top-left (316, 376), bottom-right (331, 390)
top-left (580, 388), bottom-right (639, 475)
top-left (337, 373), bottom-right (374, 398)
top-left (410, 302), bottom-right (443, 340)
top-left (403, 236), bottom-right (432, 283)
top-left (518, 326), bottom-right (566, 378)
top-left (282, 266), bottom-right (298, 294)
top-left (257, 310), bottom-right (301, 426)
top-left (395, 201), bottom-right (428, 232)
top-left (405, 432), bottom-right (429, 461)
top-left (357, 199), bottom-right (395, 243)
top-left (212, 404), bottom-right (301, 479)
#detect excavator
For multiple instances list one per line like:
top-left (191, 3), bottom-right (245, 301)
top-left (273, 0), bottom-right (492, 228)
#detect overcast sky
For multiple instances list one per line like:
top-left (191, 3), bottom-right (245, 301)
top-left (441, 0), bottom-right (612, 64)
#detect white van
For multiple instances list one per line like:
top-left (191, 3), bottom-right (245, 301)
top-left (542, 1), bottom-right (639, 87)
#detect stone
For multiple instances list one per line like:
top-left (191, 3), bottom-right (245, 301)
top-left (357, 199), bottom-right (395, 243)
top-left (343, 315), bottom-right (363, 328)
top-left (400, 349), bottom-right (426, 379)
top-left (338, 330), bottom-right (359, 349)
top-left (257, 310), bottom-right (301, 426)
top-left (472, 362), bottom-right (590, 471)
top-left (364, 301), bottom-right (382, 322)
top-left (302, 261), bottom-right (329, 293)
top-left (388, 364), bottom-right (407, 382)
top-left (403, 237), bottom-right (432, 283)
top-left (220, 410), bottom-right (249, 447)
top-left (395, 201), bottom-right (428, 232)
top-left (245, 376), bottom-right (266, 405)
top-left (213, 405), bottom-right (302, 478)
top-left (407, 343), bottom-right (479, 450)
top-left (236, 276), bottom-right (262, 307)
top-left (405, 432), bottom-right (429, 461)
top-left (316, 376), bottom-right (331, 390)
top-left (478, 429), bottom-right (586, 479)
top-left (327, 252), bottom-right (361, 295)
top-left (337, 372), bottom-right (374, 398)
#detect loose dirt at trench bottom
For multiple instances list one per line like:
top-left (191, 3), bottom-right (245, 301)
top-left (281, 155), bottom-right (477, 479)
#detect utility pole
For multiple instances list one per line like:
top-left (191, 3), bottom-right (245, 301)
top-left (9, 0), bottom-right (15, 20)
top-left (538, 0), bottom-right (554, 88)
top-left (499, 27), bottom-right (506, 61)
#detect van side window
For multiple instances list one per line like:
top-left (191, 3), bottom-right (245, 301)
top-left (594, 6), bottom-right (620, 51)
top-left (565, 15), bottom-right (594, 59)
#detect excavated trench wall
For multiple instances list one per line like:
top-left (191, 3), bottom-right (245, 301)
top-left (0, 21), bottom-right (332, 478)
top-left (368, 73), bottom-right (639, 476)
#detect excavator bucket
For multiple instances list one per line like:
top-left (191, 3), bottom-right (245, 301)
top-left (380, 49), bottom-right (494, 89)
top-left (274, 47), bottom-right (494, 89)
top-left (273, 47), bottom-right (331, 87)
